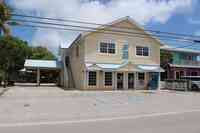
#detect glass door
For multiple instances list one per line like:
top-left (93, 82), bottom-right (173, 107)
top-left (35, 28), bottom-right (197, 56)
top-left (128, 73), bottom-right (135, 89)
top-left (117, 73), bottom-right (124, 90)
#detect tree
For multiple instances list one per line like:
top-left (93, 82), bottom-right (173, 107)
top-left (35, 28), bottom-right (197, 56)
top-left (160, 50), bottom-right (173, 67)
top-left (30, 46), bottom-right (55, 60)
top-left (0, 1), bottom-right (11, 36)
top-left (0, 36), bottom-right (31, 87)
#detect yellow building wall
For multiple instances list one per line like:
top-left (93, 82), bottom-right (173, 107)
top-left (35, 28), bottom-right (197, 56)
top-left (68, 19), bottom-right (161, 90)
top-left (68, 39), bottom-right (85, 90)
top-left (84, 20), bottom-right (161, 65)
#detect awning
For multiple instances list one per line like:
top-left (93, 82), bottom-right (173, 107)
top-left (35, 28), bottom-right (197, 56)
top-left (86, 64), bottom-right (102, 71)
top-left (86, 62), bottom-right (164, 72)
top-left (137, 65), bottom-right (165, 72)
top-left (24, 59), bottom-right (62, 70)
top-left (86, 63), bottom-right (121, 71)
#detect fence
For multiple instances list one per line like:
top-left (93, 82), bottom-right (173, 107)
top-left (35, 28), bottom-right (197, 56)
top-left (164, 79), bottom-right (190, 91)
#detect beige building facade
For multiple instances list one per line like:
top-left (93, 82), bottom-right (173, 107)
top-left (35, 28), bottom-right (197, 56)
top-left (60, 17), bottom-right (164, 90)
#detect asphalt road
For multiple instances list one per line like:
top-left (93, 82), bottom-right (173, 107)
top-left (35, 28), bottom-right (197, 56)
top-left (1, 111), bottom-right (200, 133)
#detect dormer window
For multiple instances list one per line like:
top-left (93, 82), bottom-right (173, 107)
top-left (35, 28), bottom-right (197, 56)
top-left (99, 42), bottom-right (116, 54)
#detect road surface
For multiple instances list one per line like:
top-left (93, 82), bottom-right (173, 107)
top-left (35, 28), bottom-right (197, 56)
top-left (1, 110), bottom-right (200, 133)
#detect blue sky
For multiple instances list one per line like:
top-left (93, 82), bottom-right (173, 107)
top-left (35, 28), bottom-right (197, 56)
top-left (7, 0), bottom-right (200, 54)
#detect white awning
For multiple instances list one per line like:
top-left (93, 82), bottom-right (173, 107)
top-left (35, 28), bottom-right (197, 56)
top-left (86, 63), bottom-right (164, 72)
top-left (86, 63), bottom-right (121, 71)
top-left (137, 65), bottom-right (165, 72)
top-left (24, 59), bottom-right (61, 70)
top-left (86, 64), bottom-right (103, 71)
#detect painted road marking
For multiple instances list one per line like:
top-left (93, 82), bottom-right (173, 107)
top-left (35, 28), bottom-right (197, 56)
top-left (0, 109), bottom-right (200, 127)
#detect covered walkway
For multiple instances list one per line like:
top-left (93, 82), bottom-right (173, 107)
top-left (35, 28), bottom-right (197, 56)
top-left (24, 59), bottom-right (62, 86)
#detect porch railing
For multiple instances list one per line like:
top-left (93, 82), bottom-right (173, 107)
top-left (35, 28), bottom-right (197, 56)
top-left (174, 60), bottom-right (200, 66)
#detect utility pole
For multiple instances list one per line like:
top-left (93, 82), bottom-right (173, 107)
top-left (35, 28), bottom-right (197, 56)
top-left (0, 0), bottom-right (2, 36)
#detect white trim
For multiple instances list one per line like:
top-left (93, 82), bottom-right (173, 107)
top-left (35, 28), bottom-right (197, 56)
top-left (116, 72), bottom-right (124, 89)
top-left (87, 71), bottom-right (97, 87)
top-left (135, 46), bottom-right (151, 58)
top-left (127, 72), bottom-right (135, 89)
top-left (81, 16), bottom-right (164, 46)
top-left (137, 72), bottom-right (145, 81)
top-left (103, 72), bottom-right (114, 88)
top-left (97, 40), bottom-right (117, 55)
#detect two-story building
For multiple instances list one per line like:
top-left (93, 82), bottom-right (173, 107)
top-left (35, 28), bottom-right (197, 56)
top-left (60, 17), bottom-right (164, 90)
top-left (161, 45), bottom-right (200, 80)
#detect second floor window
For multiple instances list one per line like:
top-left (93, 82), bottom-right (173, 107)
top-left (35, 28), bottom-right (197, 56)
top-left (100, 42), bottom-right (116, 54)
top-left (136, 46), bottom-right (149, 56)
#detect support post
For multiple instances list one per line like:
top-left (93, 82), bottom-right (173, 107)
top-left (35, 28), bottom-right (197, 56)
top-left (158, 72), bottom-right (161, 90)
top-left (113, 72), bottom-right (116, 90)
top-left (37, 68), bottom-right (40, 86)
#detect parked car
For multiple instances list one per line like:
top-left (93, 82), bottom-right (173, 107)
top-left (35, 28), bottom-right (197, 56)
top-left (181, 76), bottom-right (200, 91)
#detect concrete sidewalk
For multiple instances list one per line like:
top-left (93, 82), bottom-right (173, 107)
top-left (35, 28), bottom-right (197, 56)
top-left (0, 87), bottom-right (10, 96)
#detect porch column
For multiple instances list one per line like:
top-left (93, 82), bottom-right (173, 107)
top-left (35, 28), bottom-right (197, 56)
top-left (113, 72), bottom-right (116, 90)
top-left (37, 68), bottom-right (40, 86)
top-left (84, 71), bottom-right (88, 90)
top-left (124, 72), bottom-right (128, 90)
top-left (157, 72), bottom-right (161, 90)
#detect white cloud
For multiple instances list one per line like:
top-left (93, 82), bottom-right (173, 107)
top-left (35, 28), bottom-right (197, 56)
top-left (10, 0), bottom-right (194, 53)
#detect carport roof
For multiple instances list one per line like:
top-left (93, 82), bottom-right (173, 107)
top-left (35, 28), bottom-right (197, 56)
top-left (24, 59), bottom-right (62, 69)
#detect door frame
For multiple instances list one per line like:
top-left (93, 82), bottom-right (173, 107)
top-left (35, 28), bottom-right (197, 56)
top-left (128, 73), bottom-right (135, 89)
top-left (117, 72), bottom-right (124, 90)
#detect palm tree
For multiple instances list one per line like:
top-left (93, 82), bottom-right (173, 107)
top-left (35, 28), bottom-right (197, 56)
top-left (0, 1), bottom-right (11, 36)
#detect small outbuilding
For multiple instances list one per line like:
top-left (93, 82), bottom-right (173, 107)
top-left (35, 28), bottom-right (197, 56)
top-left (24, 59), bottom-right (62, 86)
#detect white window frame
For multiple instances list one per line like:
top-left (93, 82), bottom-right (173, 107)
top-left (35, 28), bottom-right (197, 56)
top-left (138, 72), bottom-right (145, 81)
top-left (135, 46), bottom-right (150, 57)
top-left (88, 71), bottom-right (97, 86)
top-left (104, 72), bottom-right (113, 87)
top-left (98, 40), bottom-right (117, 55)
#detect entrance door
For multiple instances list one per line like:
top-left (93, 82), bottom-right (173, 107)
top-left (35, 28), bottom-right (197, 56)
top-left (149, 73), bottom-right (159, 90)
top-left (128, 73), bottom-right (135, 89)
top-left (117, 73), bottom-right (124, 89)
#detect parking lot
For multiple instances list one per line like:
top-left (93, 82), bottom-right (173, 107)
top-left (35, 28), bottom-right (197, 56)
top-left (0, 85), bottom-right (200, 124)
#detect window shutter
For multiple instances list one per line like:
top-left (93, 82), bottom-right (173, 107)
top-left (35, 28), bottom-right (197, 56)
top-left (122, 41), bottom-right (129, 60)
top-left (97, 43), bottom-right (100, 52)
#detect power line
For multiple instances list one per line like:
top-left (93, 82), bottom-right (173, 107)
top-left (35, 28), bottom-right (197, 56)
top-left (11, 18), bottom-right (197, 42)
top-left (175, 43), bottom-right (199, 49)
top-left (18, 24), bottom-right (194, 44)
top-left (11, 13), bottom-right (200, 39)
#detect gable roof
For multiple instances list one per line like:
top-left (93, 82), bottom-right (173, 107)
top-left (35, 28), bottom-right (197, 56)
top-left (81, 16), bottom-right (164, 46)
top-left (67, 16), bottom-right (165, 48)
top-left (161, 45), bottom-right (200, 54)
